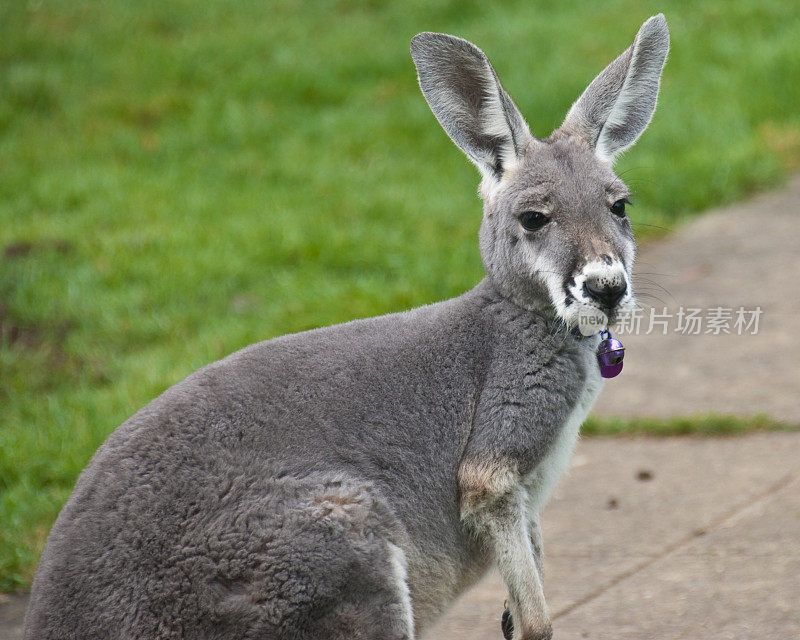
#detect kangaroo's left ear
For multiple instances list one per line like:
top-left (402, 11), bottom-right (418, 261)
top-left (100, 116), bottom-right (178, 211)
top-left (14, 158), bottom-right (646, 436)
top-left (560, 14), bottom-right (669, 163)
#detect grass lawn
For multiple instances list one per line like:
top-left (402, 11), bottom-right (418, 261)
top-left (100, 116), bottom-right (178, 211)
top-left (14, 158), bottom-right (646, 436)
top-left (2, 0), bottom-right (800, 592)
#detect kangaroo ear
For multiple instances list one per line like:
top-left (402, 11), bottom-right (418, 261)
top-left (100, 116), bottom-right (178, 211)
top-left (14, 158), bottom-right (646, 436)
top-left (411, 32), bottom-right (532, 183)
top-left (560, 14), bottom-right (669, 163)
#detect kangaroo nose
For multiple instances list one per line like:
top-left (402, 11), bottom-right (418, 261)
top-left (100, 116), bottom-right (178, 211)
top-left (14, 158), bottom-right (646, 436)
top-left (584, 277), bottom-right (627, 308)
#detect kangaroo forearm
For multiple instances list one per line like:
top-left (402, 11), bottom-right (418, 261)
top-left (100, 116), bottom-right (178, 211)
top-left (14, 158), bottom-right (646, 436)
top-left (465, 487), bottom-right (551, 640)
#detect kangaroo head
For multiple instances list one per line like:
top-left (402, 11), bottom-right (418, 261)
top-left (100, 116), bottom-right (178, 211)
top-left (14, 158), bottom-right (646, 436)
top-left (411, 15), bottom-right (669, 331)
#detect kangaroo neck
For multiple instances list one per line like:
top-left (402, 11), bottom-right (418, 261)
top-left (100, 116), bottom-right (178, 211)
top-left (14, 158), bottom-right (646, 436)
top-left (470, 276), bottom-right (562, 331)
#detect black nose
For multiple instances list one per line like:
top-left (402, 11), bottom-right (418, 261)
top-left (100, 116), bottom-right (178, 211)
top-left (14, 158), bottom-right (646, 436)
top-left (584, 277), bottom-right (627, 308)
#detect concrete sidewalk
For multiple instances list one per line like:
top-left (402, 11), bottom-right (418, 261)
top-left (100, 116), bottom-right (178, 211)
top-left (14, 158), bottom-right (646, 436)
top-left (2, 432), bottom-right (797, 639)
top-left (0, 594), bottom-right (25, 640)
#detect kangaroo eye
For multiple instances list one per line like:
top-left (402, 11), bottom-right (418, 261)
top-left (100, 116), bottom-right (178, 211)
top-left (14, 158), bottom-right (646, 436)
top-left (519, 211), bottom-right (550, 232)
top-left (610, 199), bottom-right (630, 217)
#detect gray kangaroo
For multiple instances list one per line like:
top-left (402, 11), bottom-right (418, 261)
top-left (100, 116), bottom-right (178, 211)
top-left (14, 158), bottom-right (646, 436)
top-left (24, 15), bottom-right (669, 640)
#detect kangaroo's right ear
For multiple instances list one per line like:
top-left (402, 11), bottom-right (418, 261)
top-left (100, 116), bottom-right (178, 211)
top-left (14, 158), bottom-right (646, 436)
top-left (411, 32), bottom-right (531, 183)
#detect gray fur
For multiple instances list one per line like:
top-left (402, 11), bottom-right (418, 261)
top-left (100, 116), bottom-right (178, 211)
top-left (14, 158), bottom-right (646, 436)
top-left (24, 16), bottom-right (668, 640)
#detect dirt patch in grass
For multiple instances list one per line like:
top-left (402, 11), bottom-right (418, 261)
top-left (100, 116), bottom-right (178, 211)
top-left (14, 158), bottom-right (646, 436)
top-left (0, 303), bottom-right (43, 350)
top-left (3, 239), bottom-right (73, 260)
top-left (1, 239), bottom-right (74, 349)
top-left (760, 122), bottom-right (800, 171)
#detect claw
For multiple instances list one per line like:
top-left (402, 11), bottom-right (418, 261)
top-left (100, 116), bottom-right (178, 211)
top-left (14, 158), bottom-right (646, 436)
top-left (501, 608), bottom-right (514, 640)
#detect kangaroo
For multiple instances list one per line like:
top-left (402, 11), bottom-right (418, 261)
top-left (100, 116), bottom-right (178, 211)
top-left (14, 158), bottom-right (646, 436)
top-left (24, 15), bottom-right (669, 640)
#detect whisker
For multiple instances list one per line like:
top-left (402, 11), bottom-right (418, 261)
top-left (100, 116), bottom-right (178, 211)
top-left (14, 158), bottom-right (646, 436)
top-left (631, 221), bottom-right (673, 232)
top-left (634, 271), bottom-right (678, 278)
top-left (633, 292), bottom-right (670, 306)
top-left (633, 277), bottom-right (675, 300)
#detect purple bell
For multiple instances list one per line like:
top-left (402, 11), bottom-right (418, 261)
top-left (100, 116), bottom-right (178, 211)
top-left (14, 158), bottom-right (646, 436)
top-left (597, 330), bottom-right (625, 378)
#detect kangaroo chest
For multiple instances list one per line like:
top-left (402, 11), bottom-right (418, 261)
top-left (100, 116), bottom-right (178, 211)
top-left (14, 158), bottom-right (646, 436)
top-left (524, 341), bottom-right (604, 513)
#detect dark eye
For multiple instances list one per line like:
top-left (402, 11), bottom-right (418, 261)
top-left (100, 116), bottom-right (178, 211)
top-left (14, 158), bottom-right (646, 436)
top-left (610, 199), bottom-right (630, 217)
top-left (519, 211), bottom-right (550, 232)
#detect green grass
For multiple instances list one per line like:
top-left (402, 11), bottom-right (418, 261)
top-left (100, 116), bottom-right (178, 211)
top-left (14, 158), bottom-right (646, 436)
top-left (583, 414), bottom-right (799, 437)
top-left (2, 0), bottom-right (800, 592)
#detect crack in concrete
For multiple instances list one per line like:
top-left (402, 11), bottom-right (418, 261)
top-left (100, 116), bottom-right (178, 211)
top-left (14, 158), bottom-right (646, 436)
top-left (551, 470), bottom-right (797, 620)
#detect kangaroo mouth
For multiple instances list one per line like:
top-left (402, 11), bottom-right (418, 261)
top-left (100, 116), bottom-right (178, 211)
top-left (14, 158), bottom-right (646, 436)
top-left (566, 299), bottom-right (610, 335)
top-left (559, 292), bottom-right (634, 335)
